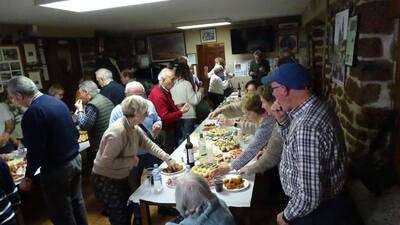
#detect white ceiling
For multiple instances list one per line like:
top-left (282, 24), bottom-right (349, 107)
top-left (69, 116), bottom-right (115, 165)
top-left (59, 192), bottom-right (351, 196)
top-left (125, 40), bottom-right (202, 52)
top-left (0, 0), bottom-right (310, 31)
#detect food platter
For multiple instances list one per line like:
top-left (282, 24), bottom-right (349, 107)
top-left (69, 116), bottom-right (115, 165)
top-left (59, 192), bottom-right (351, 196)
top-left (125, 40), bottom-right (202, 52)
top-left (7, 158), bottom-right (26, 181)
top-left (223, 175), bottom-right (250, 192)
top-left (202, 123), bottom-right (217, 131)
top-left (213, 138), bottom-right (240, 152)
top-left (160, 164), bottom-right (184, 176)
top-left (78, 130), bottom-right (88, 143)
top-left (166, 176), bottom-right (179, 189)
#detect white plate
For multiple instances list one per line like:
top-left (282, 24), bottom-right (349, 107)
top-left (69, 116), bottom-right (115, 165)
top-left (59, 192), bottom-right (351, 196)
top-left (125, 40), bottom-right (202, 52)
top-left (222, 176), bottom-right (250, 192)
top-left (165, 177), bottom-right (179, 189)
top-left (160, 167), bottom-right (184, 176)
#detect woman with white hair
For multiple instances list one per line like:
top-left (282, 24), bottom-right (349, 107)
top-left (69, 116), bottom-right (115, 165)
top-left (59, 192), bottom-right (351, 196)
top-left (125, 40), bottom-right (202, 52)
top-left (166, 173), bottom-right (235, 225)
top-left (92, 95), bottom-right (178, 225)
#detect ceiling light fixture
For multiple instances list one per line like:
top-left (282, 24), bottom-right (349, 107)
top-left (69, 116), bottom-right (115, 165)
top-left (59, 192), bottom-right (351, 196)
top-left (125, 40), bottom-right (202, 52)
top-left (36, 0), bottom-right (169, 12)
top-left (175, 19), bottom-right (232, 30)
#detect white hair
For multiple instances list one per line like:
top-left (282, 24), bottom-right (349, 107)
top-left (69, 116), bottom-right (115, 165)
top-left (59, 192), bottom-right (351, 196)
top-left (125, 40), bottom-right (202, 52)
top-left (79, 80), bottom-right (99, 97)
top-left (121, 95), bottom-right (148, 117)
top-left (95, 68), bottom-right (113, 80)
top-left (125, 81), bottom-right (145, 95)
top-left (7, 76), bottom-right (38, 97)
top-left (213, 65), bottom-right (224, 74)
top-left (157, 68), bottom-right (174, 83)
top-left (175, 173), bottom-right (217, 218)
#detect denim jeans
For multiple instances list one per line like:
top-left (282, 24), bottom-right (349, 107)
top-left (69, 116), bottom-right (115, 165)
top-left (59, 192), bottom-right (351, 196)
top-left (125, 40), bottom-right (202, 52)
top-left (179, 119), bottom-right (196, 144)
top-left (40, 154), bottom-right (88, 225)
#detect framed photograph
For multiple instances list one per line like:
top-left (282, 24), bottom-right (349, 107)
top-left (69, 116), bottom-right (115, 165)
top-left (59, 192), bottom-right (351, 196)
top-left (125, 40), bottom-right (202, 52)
top-left (345, 16), bottom-right (358, 66)
top-left (0, 73), bottom-right (12, 82)
top-left (135, 38), bottom-right (147, 54)
top-left (10, 62), bottom-right (21, 70)
top-left (278, 34), bottom-right (298, 53)
top-left (200, 28), bottom-right (217, 43)
top-left (27, 71), bottom-right (43, 89)
top-left (148, 32), bottom-right (186, 62)
top-left (187, 53), bottom-right (197, 65)
top-left (3, 48), bottom-right (19, 61)
top-left (0, 63), bottom-right (10, 72)
top-left (332, 62), bottom-right (346, 86)
top-left (23, 43), bottom-right (38, 64)
top-left (278, 22), bottom-right (299, 30)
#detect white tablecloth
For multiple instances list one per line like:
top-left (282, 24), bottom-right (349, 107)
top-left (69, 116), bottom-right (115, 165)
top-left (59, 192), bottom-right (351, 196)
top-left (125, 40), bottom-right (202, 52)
top-left (129, 119), bottom-right (255, 208)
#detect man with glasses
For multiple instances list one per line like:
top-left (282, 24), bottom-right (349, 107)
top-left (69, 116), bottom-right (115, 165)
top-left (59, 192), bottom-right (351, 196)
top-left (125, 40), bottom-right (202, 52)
top-left (148, 68), bottom-right (190, 154)
top-left (263, 63), bottom-right (348, 225)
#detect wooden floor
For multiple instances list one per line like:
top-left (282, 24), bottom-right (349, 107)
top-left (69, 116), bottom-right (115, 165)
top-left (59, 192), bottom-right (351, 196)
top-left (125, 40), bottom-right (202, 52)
top-left (20, 168), bottom-right (285, 225)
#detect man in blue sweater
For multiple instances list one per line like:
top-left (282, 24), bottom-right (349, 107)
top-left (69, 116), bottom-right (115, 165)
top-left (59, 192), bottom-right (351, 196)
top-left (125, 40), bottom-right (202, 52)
top-left (7, 76), bottom-right (88, 225)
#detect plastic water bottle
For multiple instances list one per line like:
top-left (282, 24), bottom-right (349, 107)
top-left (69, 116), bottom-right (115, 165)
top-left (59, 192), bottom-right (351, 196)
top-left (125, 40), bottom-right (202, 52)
top-left (185, 164), bottom-right (191, 174)
top-left (198, 133), bottom-right (207, 164)
top-left (152, 164), bottom-right (163, 193)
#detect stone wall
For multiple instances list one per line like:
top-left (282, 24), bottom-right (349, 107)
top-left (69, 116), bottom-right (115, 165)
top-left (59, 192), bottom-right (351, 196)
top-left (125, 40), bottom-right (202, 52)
top-left (311, 0), bottom-right (397, 189)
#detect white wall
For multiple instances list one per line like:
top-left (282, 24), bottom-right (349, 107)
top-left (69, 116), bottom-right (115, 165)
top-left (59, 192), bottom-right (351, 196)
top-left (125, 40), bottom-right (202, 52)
top-left (184, 26), bottom-right (254, 72)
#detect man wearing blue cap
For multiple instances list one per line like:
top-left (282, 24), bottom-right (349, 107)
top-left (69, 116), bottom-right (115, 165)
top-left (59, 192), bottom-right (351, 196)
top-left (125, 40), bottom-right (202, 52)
top-left (263, 63), bottom-right (348, 225)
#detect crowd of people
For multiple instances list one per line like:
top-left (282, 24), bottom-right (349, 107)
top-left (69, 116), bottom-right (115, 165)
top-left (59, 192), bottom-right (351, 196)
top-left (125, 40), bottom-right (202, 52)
top-left (0, 49), bottom-right (350, 225)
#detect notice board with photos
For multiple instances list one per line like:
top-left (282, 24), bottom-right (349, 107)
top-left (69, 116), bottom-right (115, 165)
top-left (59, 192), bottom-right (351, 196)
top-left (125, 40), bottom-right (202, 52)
top-left (0, 46), bottom-right (24, 92)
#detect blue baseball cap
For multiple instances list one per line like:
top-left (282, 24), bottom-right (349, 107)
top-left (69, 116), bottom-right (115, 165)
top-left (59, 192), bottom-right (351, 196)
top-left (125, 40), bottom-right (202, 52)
top-left (261, 63), bottom-right (311, 89)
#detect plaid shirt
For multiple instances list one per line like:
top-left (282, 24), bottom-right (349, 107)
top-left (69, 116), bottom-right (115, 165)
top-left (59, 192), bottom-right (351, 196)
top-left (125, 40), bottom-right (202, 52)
top-left (76, 104), bottom-right (97, 130)
top-left (278, 95), bottom-right (347, 221)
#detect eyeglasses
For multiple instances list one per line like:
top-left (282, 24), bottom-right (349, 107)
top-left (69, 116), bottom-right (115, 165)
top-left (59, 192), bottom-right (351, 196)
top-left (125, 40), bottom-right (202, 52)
top-left (271, 85), bottom-right (285, 90)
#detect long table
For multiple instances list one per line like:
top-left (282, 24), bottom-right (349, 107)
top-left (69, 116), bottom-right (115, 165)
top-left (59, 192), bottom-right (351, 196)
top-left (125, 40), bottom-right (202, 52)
top-left (129, 98), bottom-right (256, 225)
top-left (12, 140), bottom-right (90, 185)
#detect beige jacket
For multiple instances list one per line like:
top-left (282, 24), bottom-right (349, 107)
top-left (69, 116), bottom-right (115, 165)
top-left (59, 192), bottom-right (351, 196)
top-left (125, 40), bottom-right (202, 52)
top-left (93, 117), bottom-right (170, 179)
top-left (246, 125), bottom-right (283, 175)
top-left (219, 102), bottom-right (260, 135)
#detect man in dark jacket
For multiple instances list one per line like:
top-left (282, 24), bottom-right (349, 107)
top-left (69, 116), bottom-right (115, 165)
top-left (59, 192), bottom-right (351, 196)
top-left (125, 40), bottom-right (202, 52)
top-left (7, 76), bottom-right (88, 225)
top-left (96, 68), bottom-right (125, 105)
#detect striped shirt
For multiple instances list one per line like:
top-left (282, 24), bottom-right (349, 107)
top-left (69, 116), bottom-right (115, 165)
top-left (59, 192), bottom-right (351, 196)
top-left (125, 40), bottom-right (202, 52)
top-left (278, 95), bottom-right (347, 221)
top-left (0, 160), bottom-right (21, 224)
top-left (231, 116), bottom-right (276, 170)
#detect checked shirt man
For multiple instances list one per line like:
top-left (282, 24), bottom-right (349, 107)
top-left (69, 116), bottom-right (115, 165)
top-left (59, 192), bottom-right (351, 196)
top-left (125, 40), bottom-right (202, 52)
top-left (263, 63), bottom-right (348, 225)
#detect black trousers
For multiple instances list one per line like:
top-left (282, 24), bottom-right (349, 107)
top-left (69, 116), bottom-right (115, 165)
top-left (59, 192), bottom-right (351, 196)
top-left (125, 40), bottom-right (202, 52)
top-left (289, 193), bottom-right (351, 225)
top-left (208, 92), bottom-right (224, 109)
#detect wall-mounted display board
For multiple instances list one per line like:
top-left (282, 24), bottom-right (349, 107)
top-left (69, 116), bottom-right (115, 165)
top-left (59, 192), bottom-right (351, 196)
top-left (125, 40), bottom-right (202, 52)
top-left (0, 46), bottom-right (24, 92)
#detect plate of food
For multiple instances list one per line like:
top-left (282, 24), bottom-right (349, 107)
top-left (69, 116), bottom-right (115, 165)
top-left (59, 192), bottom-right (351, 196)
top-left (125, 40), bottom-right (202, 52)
top-left (160, 164), bottom-right (184, 175)
top-left (202, 123), bottom-right (217, 131)
top-left (213, 138), bottom-right (240, 152)
top-left (166, 176), bottom-right (179, 189)
top-left (78, 130), bottom-right (88, 143)
top-left (223, 175), bottom-right (249, 192)
top-left (7, 158), bottom-right (27, 181)
top-left (191, 163), bottom-right (219, 185)
top-left (229, 149), bottom-right (242, 159)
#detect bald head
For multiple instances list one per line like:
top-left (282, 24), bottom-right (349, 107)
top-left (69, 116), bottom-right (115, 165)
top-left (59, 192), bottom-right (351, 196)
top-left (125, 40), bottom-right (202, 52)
top-left (125, 81), bottom-right (145, 97)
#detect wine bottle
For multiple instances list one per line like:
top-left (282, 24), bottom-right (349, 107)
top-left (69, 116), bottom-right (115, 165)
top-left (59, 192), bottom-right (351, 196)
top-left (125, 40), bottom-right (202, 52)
top-left (185, 135), bottom-right (195, 167)
top-left (238, 83), bottom-right (242, 98)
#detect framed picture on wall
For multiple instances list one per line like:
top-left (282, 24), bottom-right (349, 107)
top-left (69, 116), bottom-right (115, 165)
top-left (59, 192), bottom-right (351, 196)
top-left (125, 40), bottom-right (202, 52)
top-left (148, 32), bottom-right (186, 62)
top-left (200, 28), bottom-right (217, 43)
top-left (135, 38), bottom-right (147, 54)
top-left (0, 46), bottom-right (24, 91)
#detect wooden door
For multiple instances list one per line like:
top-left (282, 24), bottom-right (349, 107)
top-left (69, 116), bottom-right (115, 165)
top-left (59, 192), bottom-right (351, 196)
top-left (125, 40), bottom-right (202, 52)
top-left (43, 38), bottom-right (83, 109)
top-left (196, 43), bottom-right (225, 81)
